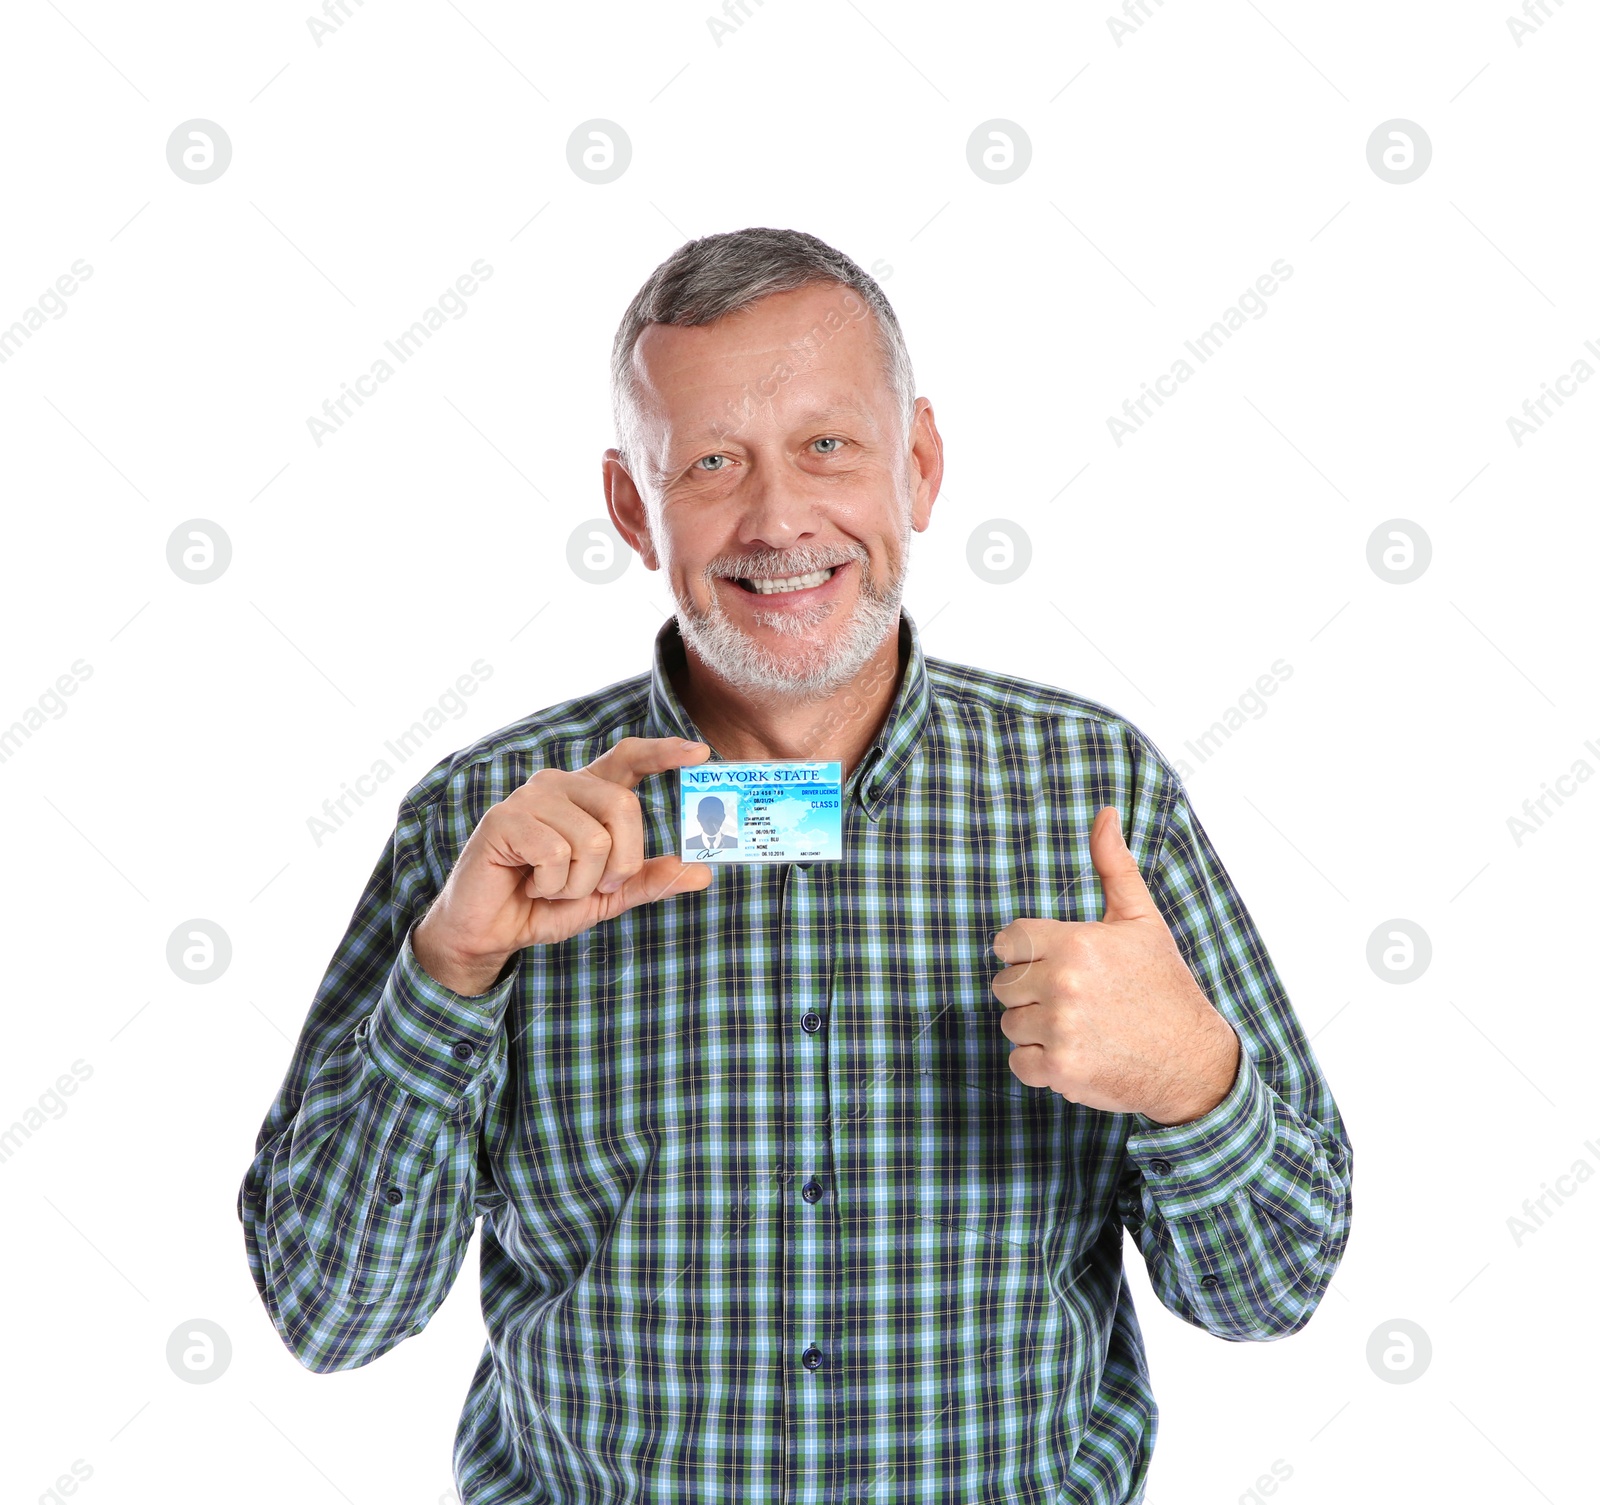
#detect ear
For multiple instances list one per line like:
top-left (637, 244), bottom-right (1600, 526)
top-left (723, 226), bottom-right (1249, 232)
top-left (603, 449), bottom-right (659, 571)
top-left (907, 398), bottom-right (943, 533)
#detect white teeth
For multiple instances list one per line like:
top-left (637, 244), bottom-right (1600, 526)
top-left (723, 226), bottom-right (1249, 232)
top-left (742, 566), bottom-right (836, 595)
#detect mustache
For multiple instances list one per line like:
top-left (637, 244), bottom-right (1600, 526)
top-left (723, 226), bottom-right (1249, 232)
top-left (705, 545), bottom-right (866, 580)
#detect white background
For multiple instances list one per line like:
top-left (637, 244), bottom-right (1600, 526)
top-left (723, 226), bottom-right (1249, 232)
top-left (1, 1), bottom-right (1595, 1502)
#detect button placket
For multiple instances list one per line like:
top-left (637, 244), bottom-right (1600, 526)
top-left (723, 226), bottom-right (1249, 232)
top-left (781, 859), bottom-right (836, 1401)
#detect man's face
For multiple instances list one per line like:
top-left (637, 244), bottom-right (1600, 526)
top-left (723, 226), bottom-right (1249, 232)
top-left (605, 281), bottom-right (941, 702)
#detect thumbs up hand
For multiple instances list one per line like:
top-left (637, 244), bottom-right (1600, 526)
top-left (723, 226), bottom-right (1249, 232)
top-left (990, 806), bottom-right (1240, 1125)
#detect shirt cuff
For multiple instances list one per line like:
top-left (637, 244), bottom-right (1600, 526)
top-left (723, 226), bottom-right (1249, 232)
top-left (1123, 1042), bottom-right (1276, 1218)
top-left (360, 919), bottom-right (520, 1111)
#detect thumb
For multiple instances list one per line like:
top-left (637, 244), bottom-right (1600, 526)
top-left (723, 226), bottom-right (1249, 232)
top-left (1090, 806), bottom-right (1156, 922)
top-left (606, 853), bottom-right (714, 919)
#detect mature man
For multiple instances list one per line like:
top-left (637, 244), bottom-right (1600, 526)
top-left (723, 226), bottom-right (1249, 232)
top-left (240, 227), bottom-right (1352, 1505)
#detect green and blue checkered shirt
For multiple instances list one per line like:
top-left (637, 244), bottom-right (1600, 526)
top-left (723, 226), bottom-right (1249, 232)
top-left (239, 610), bottom-right (1352, 1504)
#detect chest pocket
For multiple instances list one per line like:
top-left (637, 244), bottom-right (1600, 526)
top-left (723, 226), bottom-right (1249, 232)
top-left (898, 888), bottom-right (1054, 1111)
top-left (919, 999), bottom-right (1053, 1109)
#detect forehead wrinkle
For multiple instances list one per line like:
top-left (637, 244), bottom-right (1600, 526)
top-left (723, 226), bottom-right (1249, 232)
top-left (667, 399), bottom-right (883, 452)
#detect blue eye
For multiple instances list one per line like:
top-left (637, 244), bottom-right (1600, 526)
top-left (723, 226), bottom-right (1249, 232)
top-left (813, 437), bottom-right (842, 453)
top-left (695, 455), bottom-right (727, 471)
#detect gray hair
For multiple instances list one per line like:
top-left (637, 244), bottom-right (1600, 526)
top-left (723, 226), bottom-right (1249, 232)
top-left (609, 227), bottom-right (916, 484)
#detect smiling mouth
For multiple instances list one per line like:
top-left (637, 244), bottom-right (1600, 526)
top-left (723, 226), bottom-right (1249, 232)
top-left (732, 565), bottom-right (841, 595)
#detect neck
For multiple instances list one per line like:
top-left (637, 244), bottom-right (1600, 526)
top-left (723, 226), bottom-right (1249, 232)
top-left (668, 620), bottom-right (905, 782)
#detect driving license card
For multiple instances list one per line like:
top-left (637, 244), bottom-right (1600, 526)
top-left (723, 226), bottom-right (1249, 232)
top-left (679, 760), bottom-right (844, 863)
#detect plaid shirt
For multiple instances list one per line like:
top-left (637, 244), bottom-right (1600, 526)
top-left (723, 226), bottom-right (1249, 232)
top-left (239, 610), bottom-right (1352, 1505)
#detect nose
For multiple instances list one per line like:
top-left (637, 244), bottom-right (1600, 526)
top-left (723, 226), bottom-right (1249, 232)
top-left (735, 469), bottom-right (818, 552)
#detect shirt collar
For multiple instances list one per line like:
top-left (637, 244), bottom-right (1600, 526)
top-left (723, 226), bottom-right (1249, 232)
top-left (644, 607), bottom-right (931, 824)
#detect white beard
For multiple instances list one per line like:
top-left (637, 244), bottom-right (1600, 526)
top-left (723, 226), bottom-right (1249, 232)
top-left (673, 534), bottom-right (909, 705)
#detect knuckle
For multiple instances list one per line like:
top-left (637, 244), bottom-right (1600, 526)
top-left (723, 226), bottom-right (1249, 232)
top-left (540, 834), bottom-right (573, 864)
top-left (605, 783), bottom-right (639, 815)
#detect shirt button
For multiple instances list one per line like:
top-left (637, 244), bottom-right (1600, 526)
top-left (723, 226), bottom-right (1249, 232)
top-left (801, 1179), bottom-right (823, 1204)
top-left (1150, 1158), bottom-right (1173, 1176)
top-left (451, 1041), bottom-right (475, 1062)
top-left (384, 1186), bottom-right (404, 1206)
top-left (1200, 1273), bottom-right (1221, 1289)
top-left (801, 1345), bottom-right (823, 1371)
top-left (801, 1012), bottom-right (823, 1033)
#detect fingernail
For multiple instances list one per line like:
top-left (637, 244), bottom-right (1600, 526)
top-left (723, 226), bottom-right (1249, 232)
top-left (599, 878), bottom-right (622, 893)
